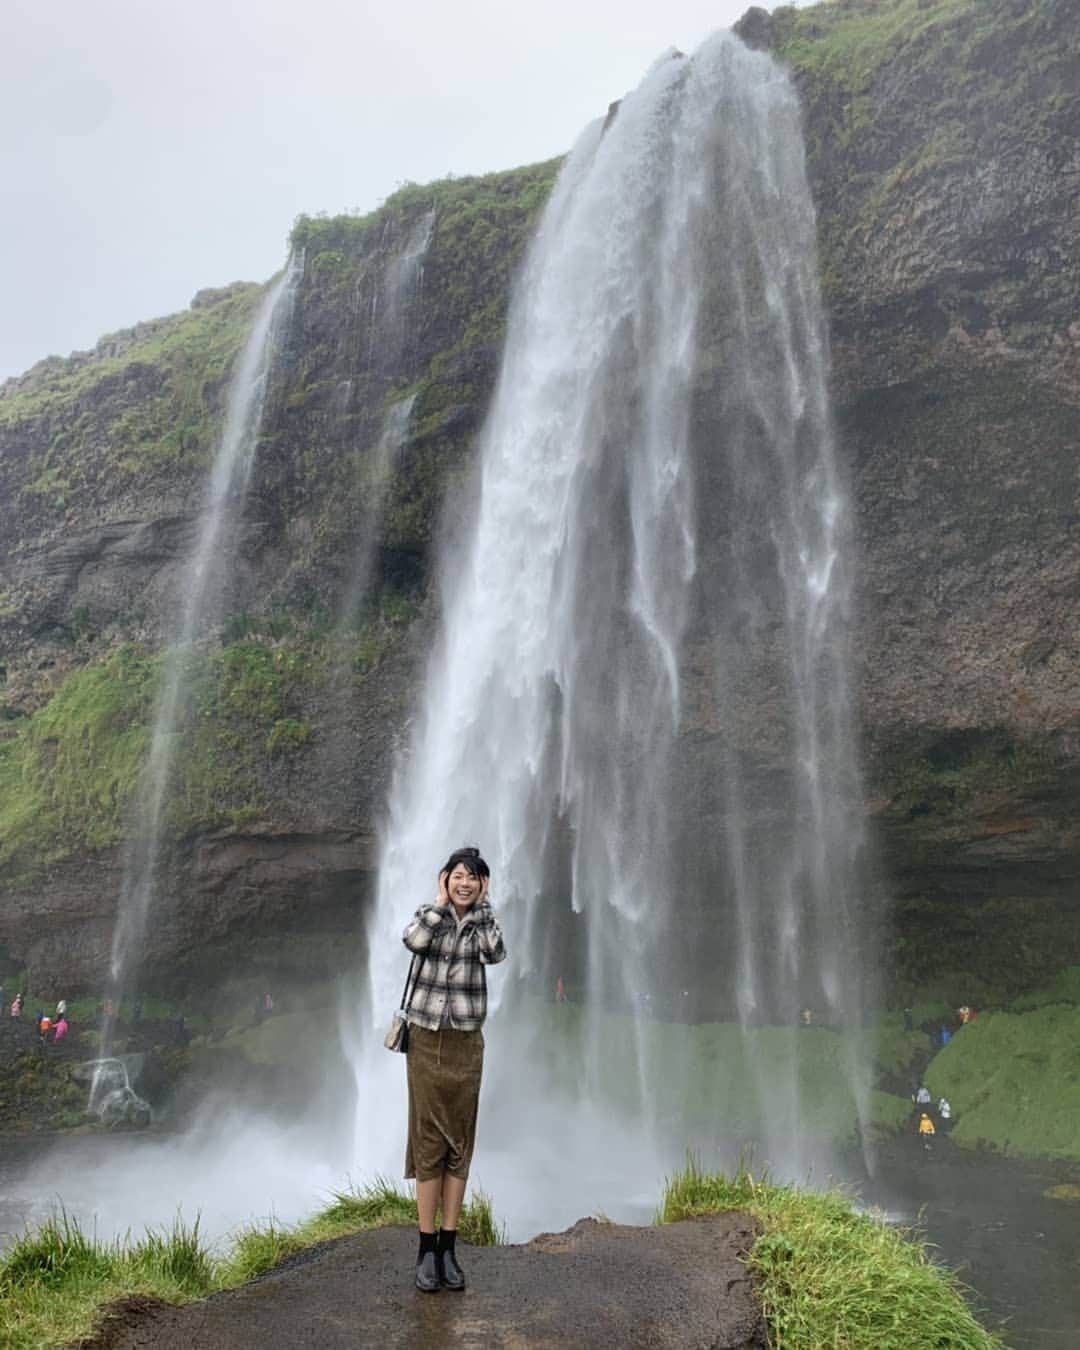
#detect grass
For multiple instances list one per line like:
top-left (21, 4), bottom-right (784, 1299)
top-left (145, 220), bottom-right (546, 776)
top-left (772, 0), bottom-right (983, 95)
top-left (925, 1005), bottom-right (1080, 1161)
top-left (0, 1183), bottom-right (500, 1349)
top-left (659, 1160), bottom-right (1004, 1349)
top-left (0, 1213), bottom-right (216, 1350)
top-left (0, 283), bottom-right (264, 494)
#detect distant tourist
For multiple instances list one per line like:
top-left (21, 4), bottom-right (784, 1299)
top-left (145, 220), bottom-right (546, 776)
top-left (264, 992), bottom-right (274, 1016)
top-left (555, 975), bottom-right (566, 1003)
top-left (800, 1008), bottom-right (814, 1027)
top-left (10, 993), bottom-right (22, 1019)
top-left (132, 998), bottom-right (142, 1027)
top-left (56, 999), bottom-right (67, 1018)
top-left (174, 1016), bottom-right (190, 1047)
top-left (0, 987), bottom-right (5, 1014)
top-left (939, 1023), bottom-right (952, 1046)
top-left (903, 1008), bottom-right (914, 1031)
top-left (915, 1085), bottom-right (932, 1106)
top-left (918, 1113), bottom-right (936, 1147)
top-left (54, 1016), bottom-right (69, 1043)
top-left (958, 1004), bottom-right (978, 1025)
top-left (399, 845), bottom-right (506, 1294)
top-left (38, 1015), bottom-right (53, 1042)
top-left (938, 1097), bottom-right (952, 1122)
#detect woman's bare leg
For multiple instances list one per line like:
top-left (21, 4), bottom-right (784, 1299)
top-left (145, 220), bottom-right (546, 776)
top-left (441, 1173), bottom-right (467, 1230)
top-left (417, 1176), bottom-right (442, 1233)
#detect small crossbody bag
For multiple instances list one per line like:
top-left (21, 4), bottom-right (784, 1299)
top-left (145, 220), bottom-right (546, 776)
top-left (384, 951), bottom-right (425, 1053)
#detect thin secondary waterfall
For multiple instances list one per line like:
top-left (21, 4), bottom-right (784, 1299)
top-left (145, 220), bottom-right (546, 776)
top-left (367, 210), bottom-right (435, 378)
top-left (95, 259), bottom-right (300, 1088)
top-left (350, 31), bottom-right (871, 1219)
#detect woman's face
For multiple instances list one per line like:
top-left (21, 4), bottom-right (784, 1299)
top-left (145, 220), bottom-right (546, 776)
top-left (447, 864), bottom-right (481, 907)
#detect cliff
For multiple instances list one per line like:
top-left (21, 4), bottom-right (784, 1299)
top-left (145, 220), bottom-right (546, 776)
top-left (0, 0), bottom-right (1077, 1002)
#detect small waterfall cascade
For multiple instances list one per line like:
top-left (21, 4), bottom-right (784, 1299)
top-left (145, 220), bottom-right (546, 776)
top-left (93, 258), bottom-right (301, 1099)
top-left (75, 1057), bottom-right (150, 1126)
top-left (349, 31), bottom-right (872, 1219)
top-left (367, 210), bottom-right (436, 377)
top-left (338, 391), bottom-right (417, 627)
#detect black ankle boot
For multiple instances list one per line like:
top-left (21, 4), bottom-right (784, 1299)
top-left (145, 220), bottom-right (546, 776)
top-left (437, 1230), bottom-right (465, 1291)
top-left (415, 1233), bottom-right (440, 1293)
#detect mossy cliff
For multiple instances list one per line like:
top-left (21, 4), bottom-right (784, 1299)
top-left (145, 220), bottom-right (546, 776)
top-left (0, 0), bottom-right (1077, 1006)
top-left (0, 161), bottom-right (560, 991)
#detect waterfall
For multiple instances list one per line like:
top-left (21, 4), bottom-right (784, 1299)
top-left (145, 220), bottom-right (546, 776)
top-left (94, 258), bottom-right (300, 1092)
top-left (367, 210), bottom-right (436, 379)
top-left (348, 31), bottom-right (872, 1225)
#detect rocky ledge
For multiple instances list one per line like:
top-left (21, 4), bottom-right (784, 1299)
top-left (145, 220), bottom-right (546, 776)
top-left (84, 1215), bottom-right (764, 1350)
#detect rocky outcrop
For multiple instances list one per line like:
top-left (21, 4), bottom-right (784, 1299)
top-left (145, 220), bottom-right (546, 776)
top-left (85, 1215), bottom-right (766, 1350)
top-left (0, 0), bottom-right (1077, 1001)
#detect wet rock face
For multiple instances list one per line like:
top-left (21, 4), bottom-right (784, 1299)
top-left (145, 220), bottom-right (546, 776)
top-left (0, 829), bottom-right (377, 995)
top-left (782, 0), bottom-right (1080, 992)
top-left (0, 1), bottom-right (1077, 997)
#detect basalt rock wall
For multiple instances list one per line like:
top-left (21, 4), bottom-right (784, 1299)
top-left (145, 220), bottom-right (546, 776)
top-left (0, 0), bottom-right (1077, 1002)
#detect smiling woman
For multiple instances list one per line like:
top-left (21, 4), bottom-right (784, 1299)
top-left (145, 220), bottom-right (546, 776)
top-left (398, 845), bottom-right (506, 1293)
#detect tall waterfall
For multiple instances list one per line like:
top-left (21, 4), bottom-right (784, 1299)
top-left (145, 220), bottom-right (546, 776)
top-left (98, 259), bottom-right (300, 1073)
top-left (350, 32), bottom-right (872, 1225)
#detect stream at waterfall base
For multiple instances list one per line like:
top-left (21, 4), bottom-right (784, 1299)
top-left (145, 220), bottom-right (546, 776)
top-left (0, 1131), bottom-right (1077, 1347)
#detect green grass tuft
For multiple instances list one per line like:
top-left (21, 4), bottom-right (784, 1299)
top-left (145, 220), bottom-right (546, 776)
top-left (125, 1218), bottom-right (215, 1295)
top-left (659, 1160), bottom-right (1003, 1348)
top-left (220, 1222), bottom-right (306, 1284)
top-left (0, 1214), bottom-right (117, 1294)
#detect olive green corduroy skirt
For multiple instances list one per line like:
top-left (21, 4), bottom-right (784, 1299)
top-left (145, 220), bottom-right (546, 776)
top-left (405, 1025), bottom-right (485, 1182)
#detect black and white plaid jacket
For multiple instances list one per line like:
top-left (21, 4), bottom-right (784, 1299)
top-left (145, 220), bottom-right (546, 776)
top-left (402, 899), bottom-right (506, 1032)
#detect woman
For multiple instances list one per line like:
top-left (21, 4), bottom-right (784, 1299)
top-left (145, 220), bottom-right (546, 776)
top-left (401, 844), bottom-right (506, 1293)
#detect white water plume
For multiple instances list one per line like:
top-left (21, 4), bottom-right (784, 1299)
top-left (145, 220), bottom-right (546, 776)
top-left (345, 30), bottom-right (873, 1222)
top-left (96, 259), bottom-right (300, 1090)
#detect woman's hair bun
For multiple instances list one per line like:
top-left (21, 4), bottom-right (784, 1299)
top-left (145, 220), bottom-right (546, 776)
top-left (442, 844), bottom-right (490, 879)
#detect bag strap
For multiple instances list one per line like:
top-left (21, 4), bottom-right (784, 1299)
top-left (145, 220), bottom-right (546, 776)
top-left (399, 949), bottom-right (426, 1013)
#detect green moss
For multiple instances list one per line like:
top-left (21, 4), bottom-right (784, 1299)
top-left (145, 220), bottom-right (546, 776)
top-left (167, 637), bottom-right (322, 833)
top-left (0, 283), bottom-right (265, 499)
top-left (772, 0), bottom-right (981, 97)
top-left (0, 646), bottom-right (157, 877)
top-left (0, 632), bottom-right (329, 886)
top-left (290, 159), bottom-right (561, 263)
top-left (880, 732), bottom-right (1054, 821)
top-left (659, 1161), bottom-right (1003, 1347)
top-left (266, 718), bottom-right (312, 755)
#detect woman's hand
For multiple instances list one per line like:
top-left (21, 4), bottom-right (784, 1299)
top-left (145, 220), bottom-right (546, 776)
top-left (436, 869), bottom-right (451, 907)
top-left (479, 875), bottom-right (490, 904)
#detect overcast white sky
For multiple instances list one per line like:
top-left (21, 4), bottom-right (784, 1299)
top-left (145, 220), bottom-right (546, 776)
top-left (2, 0), bottom-right (807, 381)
